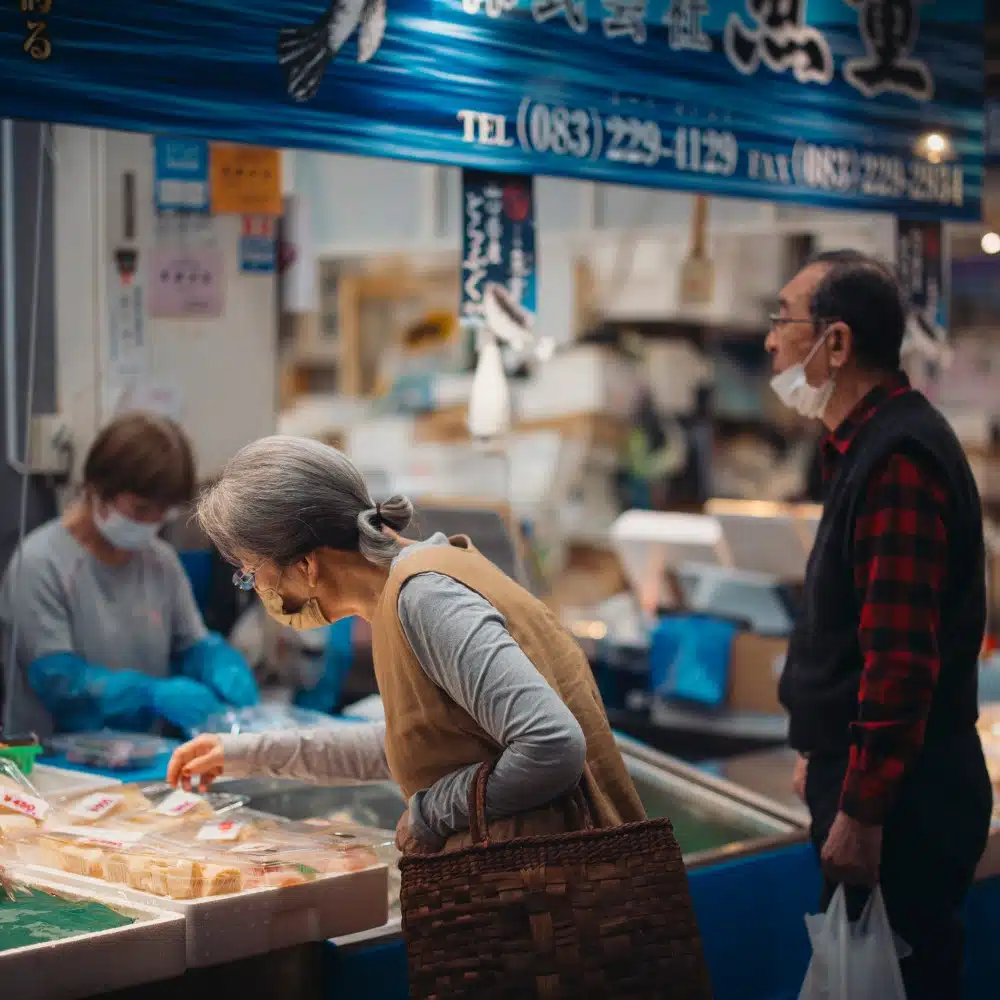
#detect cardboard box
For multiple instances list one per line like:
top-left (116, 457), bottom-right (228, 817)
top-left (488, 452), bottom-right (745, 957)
top-left (727, 632), bottom-right (788, 715)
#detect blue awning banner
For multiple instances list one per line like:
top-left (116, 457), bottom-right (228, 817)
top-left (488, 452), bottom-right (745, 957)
top-left (1, 0), bottom-right (984, 220)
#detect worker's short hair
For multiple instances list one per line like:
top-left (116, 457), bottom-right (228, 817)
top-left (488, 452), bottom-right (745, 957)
top-left (83, 412), bottom-right (196, 507)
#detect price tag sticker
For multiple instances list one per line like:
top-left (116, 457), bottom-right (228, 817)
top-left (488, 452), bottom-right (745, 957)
top-left (154, 790), bottom-right (203, 817)
top-left (1, 789), bottom-right (50, 821)
top-left (69, 793), bottom-right (124, 821)
top-left (196, 820), bottom-right (245, 842)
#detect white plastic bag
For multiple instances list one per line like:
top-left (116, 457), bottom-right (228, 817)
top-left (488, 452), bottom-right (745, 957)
top-left (798, 886), bottom-right (910, 1000)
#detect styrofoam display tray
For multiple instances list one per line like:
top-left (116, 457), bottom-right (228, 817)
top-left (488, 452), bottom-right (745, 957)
top-left (1, 872), bottom-right (186, 1000)
top-left (11, 860), bottom-right (389, 968)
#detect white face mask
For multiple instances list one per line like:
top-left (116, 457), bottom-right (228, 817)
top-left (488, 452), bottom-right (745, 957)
top-left (770, 328), bottom-right (836, 420)
top-left (94, 508), bottom-right (163, 551)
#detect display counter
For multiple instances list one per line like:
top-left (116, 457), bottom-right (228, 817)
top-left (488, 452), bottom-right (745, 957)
top-left (21, 733), bottom-right (1000, 1000)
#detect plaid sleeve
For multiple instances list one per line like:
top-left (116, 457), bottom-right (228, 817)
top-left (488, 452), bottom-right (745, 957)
top-left (839, 452), bottom-right (949, 825)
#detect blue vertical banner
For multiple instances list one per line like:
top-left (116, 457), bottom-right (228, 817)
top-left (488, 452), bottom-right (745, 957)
top-left (153, 137), bottom-right (210, 214)
top-left (460, 170), bottom-right (537, 330)
top-left (896, 219), bottom-right (948, 332)
top-left (0, 0), bottom-right (983, 220)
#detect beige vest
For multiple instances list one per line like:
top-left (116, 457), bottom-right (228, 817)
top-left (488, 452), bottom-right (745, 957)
top-left (371, 537), bottom-right (646, 848)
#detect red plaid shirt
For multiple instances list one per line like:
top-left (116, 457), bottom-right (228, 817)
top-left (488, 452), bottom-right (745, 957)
top-left (821, 373), bottom-right (950, 826)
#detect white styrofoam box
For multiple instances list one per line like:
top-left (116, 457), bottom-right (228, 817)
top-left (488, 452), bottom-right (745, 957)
top-left (345, 415), bottom-right (416, 465)
top-left (431, 372), bottom-right (475, 409)
top-left (518, 347), bottom-right (640, 422)
top-left (277, 394), bottom-right (373, 439)
top-left (558, 469), bottom-right (621, 544)
top-left (643, 341), bottom-right (713, 415)
top-left (3, 870), bottom-right (186, 999)
top-left (14, 861), bottom-right (388, 968)
top-left (507, 431), bottom-right (584, 509)
top-left (393, 442), bottom-right (510, 500)
top-left (30, 764), bottom-right (122, 797)
top-left (610, 509), bottom-right (726, 612)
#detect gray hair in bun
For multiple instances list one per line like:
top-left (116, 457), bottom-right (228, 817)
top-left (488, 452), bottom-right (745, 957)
top-left (198, 435), bottom-right (413, 569)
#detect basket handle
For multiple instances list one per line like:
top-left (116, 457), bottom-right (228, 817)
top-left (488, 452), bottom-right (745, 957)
top-left (467, 760), bottom-right (596, 847)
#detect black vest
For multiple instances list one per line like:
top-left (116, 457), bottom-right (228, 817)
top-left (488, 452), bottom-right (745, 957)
top-left (780, 390), bottom-right (985, 754)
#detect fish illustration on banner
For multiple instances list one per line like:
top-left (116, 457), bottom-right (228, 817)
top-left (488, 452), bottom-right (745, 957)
top-left (460, 170), bottom-right (537, 355)
top-left (278, 0), bottom-right (388, 101)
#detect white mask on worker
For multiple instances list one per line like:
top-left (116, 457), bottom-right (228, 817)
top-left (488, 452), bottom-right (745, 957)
top-left (94, 508), bottom-right (163, 551)
top-left (770, 329), bottom-right (836, 420)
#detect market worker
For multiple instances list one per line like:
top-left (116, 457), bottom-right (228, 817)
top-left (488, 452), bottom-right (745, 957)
top-left (0, 412), bottom-right (259, 737)
top-left (167, 436), bottom-right (646, 855)
top-left (772, 250), bottom-right (992, 1000)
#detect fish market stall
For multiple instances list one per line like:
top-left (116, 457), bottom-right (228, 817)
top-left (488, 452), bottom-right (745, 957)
top-left (0, 756), bottom-right (392, 999)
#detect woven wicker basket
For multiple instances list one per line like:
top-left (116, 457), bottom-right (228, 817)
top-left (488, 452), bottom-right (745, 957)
top-left (400, 763), bottom-right (713, 999)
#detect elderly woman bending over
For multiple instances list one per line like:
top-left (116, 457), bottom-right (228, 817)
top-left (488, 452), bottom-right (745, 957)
top-left (168, 437), bottom-right (644, 853)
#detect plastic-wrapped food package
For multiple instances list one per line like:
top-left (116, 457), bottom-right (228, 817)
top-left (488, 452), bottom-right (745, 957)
top-left (190, 704), bottom-right (354, 736)
top-left (42, 784), bottom-right (248, 840)
top-left (289, 817), bottom-right (399, 913)
top-left (1, 826), bottom-right (266, 899)
top-left (46, 732), bottom-right (173, 771)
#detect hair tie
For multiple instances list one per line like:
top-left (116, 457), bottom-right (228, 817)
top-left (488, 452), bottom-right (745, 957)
top-left (374, 502), bottom-right (382, 526)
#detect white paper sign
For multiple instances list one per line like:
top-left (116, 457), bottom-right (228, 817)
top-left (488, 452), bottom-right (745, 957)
top-left (196, 820), bottom-right (245, 842)
top-left (154, 790), bottom-right (203, 817)
top-left (1, 789), bottom-right (50, 821)
top-left (69, 792), bottom-right (124, 821)
top-left (108, 277), bottom-right (148, 381)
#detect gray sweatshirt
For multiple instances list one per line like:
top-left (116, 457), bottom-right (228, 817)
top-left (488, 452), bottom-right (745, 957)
top-left (221, 534), bottom-right (587, 847)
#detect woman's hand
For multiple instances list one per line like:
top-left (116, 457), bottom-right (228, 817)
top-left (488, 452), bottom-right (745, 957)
top-left (394, 809), bottom-right (437, 856)
top-left (166, 734), bottom-right (225, 791)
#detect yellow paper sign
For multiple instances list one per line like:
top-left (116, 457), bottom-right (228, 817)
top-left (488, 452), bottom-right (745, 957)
top-left (210, 144), bottom-right (282, 216)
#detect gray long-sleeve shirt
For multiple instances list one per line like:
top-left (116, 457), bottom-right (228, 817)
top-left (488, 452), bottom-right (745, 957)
top-left (221, 534), bottom-right (586, 847)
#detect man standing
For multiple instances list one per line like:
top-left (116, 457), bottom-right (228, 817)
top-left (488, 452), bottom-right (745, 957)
top-left (772, 250), bottom-right (993, 999)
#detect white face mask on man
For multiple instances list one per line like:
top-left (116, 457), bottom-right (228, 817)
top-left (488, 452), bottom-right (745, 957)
top-left (770, 327), bottom-right (836, 420)
top-left (93, 508), bottom-right (164, 551)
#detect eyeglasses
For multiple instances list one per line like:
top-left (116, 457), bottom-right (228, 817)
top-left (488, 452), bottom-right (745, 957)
top-left (769, 315), bottom-right (814, 329)
top-left (232, 567), bottom-right (256, 591)
top-left (769, 315), bottom-right (837, 330)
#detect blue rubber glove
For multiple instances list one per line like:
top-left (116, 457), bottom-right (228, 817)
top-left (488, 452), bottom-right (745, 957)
top-left (174, 633), bottom-right (259, 708)
top-left (28, 653), bottom-right (155, 733)
top-left (295, 618), bottom-right (355, 714)
top-left (151, 676), bottom-right (223, 733)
